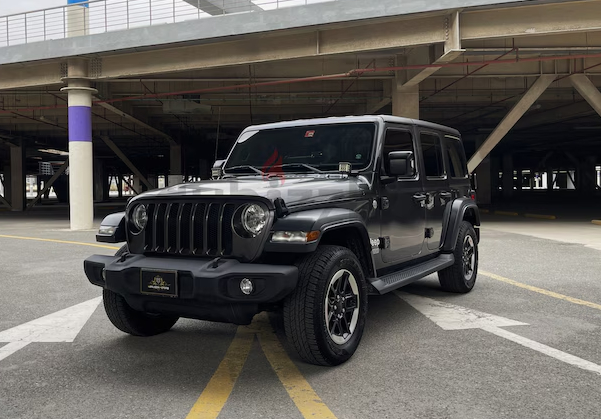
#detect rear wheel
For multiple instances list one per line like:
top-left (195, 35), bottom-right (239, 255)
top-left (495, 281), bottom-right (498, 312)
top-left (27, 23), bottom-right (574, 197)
top-left (283, 245), bottom-right (368, 366)
top-left (102, 244), bottom-right (179, 336)
top-left (438, 221), bottom-right (478, 293)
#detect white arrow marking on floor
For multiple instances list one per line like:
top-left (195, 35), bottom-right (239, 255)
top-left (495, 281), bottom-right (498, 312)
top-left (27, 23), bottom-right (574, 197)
top-left (0, 297), bottom-right (102, 362)
top-left (396, 291), bottom-right (601, 376)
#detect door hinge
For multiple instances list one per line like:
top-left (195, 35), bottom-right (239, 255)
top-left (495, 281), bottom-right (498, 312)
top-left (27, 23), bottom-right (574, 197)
top-left (425, 228), bottom-right (434, 239)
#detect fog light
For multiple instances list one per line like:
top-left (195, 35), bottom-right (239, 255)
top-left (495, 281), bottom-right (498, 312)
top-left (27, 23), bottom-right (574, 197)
top-left (240, 278), bottom-right (254, 295)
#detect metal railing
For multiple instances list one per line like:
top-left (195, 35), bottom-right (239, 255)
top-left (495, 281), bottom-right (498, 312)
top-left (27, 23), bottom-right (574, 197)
top-left (0, 0), bottom-right (336, 47)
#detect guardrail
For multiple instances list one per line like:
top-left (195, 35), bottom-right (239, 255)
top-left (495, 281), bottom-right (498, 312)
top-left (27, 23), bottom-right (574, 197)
top-left (0, 0), bottom-right (336, 47)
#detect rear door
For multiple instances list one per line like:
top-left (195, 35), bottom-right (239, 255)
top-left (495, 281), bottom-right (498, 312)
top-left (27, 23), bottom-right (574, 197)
top-left (417, 130), bottom-right (451, 251)
top-left (443, 134), bottom-right (470, 198)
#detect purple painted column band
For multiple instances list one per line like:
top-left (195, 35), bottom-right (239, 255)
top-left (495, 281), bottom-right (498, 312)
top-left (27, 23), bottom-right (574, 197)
top-left (68, 106), bottom-right (92, 142)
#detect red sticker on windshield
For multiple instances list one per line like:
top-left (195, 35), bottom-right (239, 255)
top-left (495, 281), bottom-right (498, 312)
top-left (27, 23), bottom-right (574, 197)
top-left (305, 130), bottom-right (315, 138)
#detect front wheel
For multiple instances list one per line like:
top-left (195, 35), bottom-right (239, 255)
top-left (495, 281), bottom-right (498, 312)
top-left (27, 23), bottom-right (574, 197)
top-left (103, 244), bottom-right (179, 336)
top-left (438, 221), bottom-right (478, 293)
top-left (283, 245), bottom-right (368, 366)
top-left (103, 289), bottom-right (179, 336)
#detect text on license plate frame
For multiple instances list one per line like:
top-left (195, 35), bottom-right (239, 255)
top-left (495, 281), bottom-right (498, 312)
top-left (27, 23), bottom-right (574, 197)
top-left (140, 269), bottom-right (179, 297)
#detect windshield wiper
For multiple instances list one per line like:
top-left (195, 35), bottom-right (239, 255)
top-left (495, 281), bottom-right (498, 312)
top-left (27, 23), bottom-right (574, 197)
top-left (224, 165), bottom-right (266, 176)
top-left (273, 163), bottom-right (324, 173)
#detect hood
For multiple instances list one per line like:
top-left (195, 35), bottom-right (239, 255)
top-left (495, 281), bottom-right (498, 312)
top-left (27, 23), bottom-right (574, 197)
top-left (136, 175), bottom-right (372, 208)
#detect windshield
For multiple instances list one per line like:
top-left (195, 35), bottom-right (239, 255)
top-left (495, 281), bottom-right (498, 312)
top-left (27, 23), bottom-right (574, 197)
top-left (224, 123), bottom-right (376, 175)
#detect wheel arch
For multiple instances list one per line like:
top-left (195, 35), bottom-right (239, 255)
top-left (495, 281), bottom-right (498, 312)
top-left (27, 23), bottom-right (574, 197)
top-left (441, 198), bottom-right (480, 252)
top-left (319, 223), bottom-right (376, 278)
top-left (265, 208), bottom-right (376, 277)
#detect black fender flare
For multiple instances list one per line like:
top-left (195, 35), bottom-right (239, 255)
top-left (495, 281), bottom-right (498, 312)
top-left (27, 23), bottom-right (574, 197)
top-left (96, 212), bottom-right (127, 243)
top-left (441, 198), bottom-right (480, 252)
top-left (264, 208), bottom-right (376, 276)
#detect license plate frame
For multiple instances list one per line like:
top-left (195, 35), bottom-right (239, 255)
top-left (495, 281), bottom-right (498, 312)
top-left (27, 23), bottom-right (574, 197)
top-left (140, 269), bottom-right (178, 298)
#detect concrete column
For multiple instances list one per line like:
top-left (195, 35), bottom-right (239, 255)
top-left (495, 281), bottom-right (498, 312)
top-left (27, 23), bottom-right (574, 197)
top-left (392, 84), bottom-right (419, 119)
top-left (93, 158), bottom-right (108, 202)
top-left (547, 169), bottom-right (554, 191)
top-left (502, 153), bottom-right (514, 198)
top-left (9, 146), bottom-right (25, 211)
top-left (60, 59), bottom-right (97, 230)
top-left (132, 176), bottom-right (141, 195)
top-left (578, 157), bottom-right (597, 195)
top-left (117, 175), bottom-right (123, 198)
top-left (474, 138), bottom-right (492, 205)
top-left (168, 144), bottom-right (183, 187)
top-left (391, 55), bottom-right (420, 119)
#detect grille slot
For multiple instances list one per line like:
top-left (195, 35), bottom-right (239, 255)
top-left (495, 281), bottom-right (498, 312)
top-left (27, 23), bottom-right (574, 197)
top-left (154, 203), bottom-right (167, 252)
top-left (143, 201), bottom-right (247, 257)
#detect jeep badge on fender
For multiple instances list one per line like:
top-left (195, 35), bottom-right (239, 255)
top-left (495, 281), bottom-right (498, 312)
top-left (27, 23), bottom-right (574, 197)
top-left (84, 115), bottom-right (480, 366)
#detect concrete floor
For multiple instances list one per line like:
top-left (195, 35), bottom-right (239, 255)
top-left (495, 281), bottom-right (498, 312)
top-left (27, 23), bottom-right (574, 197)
top-left (1, 212), bottom-right (600, 419)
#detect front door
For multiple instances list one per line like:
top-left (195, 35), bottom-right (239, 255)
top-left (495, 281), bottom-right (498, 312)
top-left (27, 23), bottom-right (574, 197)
top-left (418, 131), bottom-right (451, 251)
top-left (380, 127), bottom-right (426, 264)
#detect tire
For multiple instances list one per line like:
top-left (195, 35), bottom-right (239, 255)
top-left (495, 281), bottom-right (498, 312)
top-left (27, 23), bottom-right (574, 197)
top-left (283, 245), bottom-right (368, 366)
top-left (438, 221), bottom-right (478, 293)
top-left (102, 244), bottom-right (179, 337)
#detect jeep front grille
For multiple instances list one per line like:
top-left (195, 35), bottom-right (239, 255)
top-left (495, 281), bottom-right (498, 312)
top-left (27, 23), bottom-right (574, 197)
top-left (143, 202), bottom-right (238, 257)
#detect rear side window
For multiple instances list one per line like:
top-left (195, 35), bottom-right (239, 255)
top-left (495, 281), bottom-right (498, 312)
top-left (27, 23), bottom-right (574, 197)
top-left (420, 133), bottom-right (445, 178)
top-left (445, 136), bottom-right (468, 178)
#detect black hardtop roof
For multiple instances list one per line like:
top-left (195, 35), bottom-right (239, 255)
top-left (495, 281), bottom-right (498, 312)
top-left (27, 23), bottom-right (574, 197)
top-left (243, 115), bottom-right (461, 138)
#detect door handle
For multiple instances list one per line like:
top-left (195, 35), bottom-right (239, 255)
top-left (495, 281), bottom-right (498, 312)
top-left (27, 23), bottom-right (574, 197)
top-left (413, 193), bottom-right (427, 202)
top-left (440, 192), bottom-right (452, 199)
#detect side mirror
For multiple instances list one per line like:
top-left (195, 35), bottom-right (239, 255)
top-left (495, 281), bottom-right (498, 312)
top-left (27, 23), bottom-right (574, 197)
top-left (211, 160), bottom-right (225, 179)
top-left (388, 151), bottom-right (415, 177)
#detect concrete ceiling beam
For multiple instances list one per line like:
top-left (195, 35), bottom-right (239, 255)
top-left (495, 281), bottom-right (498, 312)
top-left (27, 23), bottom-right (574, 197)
top-left (401, 11), bottom-right (465, 89)
top-left (95, 101), bottom-right (176, 146)
top-left (461, 1), bottom-right (601, 41)
top-left (3, 0), bottom-right (601, 91)
top-left (515, 101), bottom-right (595, 130)
top-left (97, 16), bottom-right (445, 81)
top-left (569, 74), bottom-right (601, 118)
top-left (100, 136), bottom-right (153, 190)
top-left (467, 74), bottom-right (556, 173)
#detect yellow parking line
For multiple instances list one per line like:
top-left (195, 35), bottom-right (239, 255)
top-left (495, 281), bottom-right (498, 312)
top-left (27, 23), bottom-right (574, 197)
top-left (255, 312), bottom-right (337, 419)
top-left (494, 210), bottom-right (519, 216)
top-left (0, 234), bottom-right (120, 250)
top-left (524, 213), bottom-right (557, 220)
top-left (186, 326), bottom-right (255, 419)
top-left (186, 313), bottom-right (336, 419)
top-left (480, 270), bottom-right (601, 311)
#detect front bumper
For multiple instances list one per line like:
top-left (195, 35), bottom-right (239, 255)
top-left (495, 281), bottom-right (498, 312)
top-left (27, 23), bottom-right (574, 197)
top-left (84, 253), bottom-right (298, 325)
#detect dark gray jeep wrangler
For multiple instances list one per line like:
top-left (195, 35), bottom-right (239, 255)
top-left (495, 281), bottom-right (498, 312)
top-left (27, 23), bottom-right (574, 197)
top-left (84, 115), bottom-right (480, 366)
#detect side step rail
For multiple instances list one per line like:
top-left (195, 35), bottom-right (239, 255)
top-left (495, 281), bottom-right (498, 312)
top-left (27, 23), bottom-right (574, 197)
top-left (369, 254), bottom-right (455, 294)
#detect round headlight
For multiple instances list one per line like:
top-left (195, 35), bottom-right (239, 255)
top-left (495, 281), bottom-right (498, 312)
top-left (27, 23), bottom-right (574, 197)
top-left (132, 204), bottom-right (148, 231)
top-left (241, 204), bottom-right (267, 236)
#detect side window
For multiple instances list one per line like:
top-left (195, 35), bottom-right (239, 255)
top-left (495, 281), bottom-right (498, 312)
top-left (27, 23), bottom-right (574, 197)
top-left (445, 136), bottom-right (468, 178)
top-left (420, 133), bottom-right (445, 178)
top-left (383, 129), bottom-right (416, 177)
